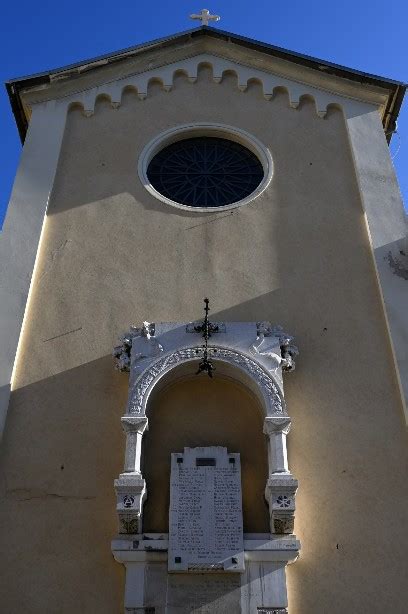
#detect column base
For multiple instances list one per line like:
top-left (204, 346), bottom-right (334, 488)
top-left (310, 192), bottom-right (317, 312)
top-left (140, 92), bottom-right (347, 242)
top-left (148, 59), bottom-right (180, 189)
top-left (114, 474), bottom-right (146, 535)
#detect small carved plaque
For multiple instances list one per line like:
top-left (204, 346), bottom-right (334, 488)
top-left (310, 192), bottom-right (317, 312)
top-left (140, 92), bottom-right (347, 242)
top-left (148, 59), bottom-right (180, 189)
top-left (168, 447), bottom-right (244, 572)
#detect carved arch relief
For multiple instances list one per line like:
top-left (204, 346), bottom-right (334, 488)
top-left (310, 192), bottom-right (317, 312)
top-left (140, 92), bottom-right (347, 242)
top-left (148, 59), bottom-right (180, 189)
top-left (32, 53), bottom-right (379, 121)
top-left (128, 346), bottom-right (285, 417)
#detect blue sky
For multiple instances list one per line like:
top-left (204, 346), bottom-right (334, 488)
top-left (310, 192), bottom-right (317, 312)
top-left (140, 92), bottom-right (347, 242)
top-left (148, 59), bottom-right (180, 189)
top-left (1, 0), bottom-right (407, 225)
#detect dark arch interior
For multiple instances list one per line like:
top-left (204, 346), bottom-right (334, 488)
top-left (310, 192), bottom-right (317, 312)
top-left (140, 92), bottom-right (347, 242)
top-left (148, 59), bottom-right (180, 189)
top-left (142, 374), bottom-right (270, 533)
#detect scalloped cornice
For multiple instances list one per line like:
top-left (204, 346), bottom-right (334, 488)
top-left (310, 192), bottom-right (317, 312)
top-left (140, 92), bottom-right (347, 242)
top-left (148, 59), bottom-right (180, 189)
top-left (20, 42), bottom-right (387, 121)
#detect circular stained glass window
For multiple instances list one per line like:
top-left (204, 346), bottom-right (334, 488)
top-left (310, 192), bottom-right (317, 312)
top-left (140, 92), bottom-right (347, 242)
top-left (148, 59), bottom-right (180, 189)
top-left (146, 137), bottom-right (264, 208)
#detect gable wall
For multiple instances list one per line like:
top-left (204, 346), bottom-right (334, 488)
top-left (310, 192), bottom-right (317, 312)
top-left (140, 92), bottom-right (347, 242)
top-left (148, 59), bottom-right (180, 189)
top-left (1, 64), bottom-right (407, 613)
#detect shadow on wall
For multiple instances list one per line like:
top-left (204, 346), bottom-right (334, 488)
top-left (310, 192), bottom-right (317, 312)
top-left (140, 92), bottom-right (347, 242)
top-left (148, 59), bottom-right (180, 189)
top-left (2, 62), bottom-right (408, 612)
top-left (0, 355), bottom-right (126, 613)
top-left (1, 281), bottom-right (407, 612)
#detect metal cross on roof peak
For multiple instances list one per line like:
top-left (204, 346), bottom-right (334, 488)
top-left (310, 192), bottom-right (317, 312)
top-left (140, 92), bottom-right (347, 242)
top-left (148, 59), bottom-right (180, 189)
top-left (190, 8), bottom-right (220, 27)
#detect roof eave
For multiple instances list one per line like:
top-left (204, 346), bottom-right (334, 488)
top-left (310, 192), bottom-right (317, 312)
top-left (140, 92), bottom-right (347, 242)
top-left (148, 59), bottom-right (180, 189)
top-left (5, 26), bottom-right (406, 143)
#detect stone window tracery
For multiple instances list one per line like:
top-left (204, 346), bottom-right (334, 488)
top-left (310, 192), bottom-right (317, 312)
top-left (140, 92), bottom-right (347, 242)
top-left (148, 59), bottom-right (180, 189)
top-left (146, 137), bottom-right (264, 208)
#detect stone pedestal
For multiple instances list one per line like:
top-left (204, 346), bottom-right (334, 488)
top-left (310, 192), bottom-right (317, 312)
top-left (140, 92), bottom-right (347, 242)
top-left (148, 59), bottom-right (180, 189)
top-left (265, 475), bottom-right (298, 535)
top-left (112, 535), bottom-right (299, 613)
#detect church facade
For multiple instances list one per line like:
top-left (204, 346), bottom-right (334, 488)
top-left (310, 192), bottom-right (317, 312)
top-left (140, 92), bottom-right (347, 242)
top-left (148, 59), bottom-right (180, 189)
top-left (1, 24), bottom-right (407, 613)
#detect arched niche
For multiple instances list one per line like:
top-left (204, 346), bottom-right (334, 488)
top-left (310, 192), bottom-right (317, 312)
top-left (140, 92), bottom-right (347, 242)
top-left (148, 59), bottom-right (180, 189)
top-left (141, 366), bottom-right (270, 533)
top-left (114, 324), bottom-right (298, 538)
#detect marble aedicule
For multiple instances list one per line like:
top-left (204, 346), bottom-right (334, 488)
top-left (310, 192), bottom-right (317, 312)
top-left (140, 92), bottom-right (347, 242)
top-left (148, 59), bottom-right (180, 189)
top-left (113, 321), bottom-right (299, 536)
top-left (112, 320), bottom-right (300, 611)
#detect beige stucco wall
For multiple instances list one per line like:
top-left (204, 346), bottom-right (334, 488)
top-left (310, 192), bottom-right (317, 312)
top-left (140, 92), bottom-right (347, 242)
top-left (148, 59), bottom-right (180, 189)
top-left (1, 64), bottom-right (407, 612)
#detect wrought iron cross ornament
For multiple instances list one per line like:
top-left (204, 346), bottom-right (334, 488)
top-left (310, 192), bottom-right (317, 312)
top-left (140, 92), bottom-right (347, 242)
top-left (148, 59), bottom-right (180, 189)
top-left (190, 8), bottom-right (220, 26)
top-left (195, 298), bottom-right (218, 377)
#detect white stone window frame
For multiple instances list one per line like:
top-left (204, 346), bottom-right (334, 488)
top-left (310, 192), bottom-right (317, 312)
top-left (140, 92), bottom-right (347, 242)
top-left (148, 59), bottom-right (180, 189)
top-left (137, 122), bottom-right (274, 213)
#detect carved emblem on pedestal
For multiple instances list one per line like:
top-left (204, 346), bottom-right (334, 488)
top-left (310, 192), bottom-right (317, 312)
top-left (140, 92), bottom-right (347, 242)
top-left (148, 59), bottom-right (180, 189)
top-left (265, 474), bottom-right (298, 535)
top-left (115, 472), bottom-right (146, 536)
top-left (273, 515), bottom-right (295, 535)
top-left (118, 511), bottom-right (140, 535)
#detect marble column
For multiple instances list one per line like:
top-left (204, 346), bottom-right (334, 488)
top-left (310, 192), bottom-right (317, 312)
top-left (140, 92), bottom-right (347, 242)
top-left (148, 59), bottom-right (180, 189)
top-left (114, 416), bottom-right (148, 535)
top-left (264, 417), bottom-right (298, 535)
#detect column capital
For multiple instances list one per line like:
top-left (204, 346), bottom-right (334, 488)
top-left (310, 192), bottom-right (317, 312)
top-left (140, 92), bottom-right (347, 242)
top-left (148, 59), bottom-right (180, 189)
top-left (263, 416), bottom-right (291, 436)
top-left (267, 475), bottom-right (298, 492)
top-left (121, 416), bottom-right (148, 434)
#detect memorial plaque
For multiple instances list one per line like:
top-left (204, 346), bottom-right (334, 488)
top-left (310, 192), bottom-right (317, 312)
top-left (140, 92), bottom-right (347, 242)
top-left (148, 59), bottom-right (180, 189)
top-left (168, 447), bottom-right (244, 572)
